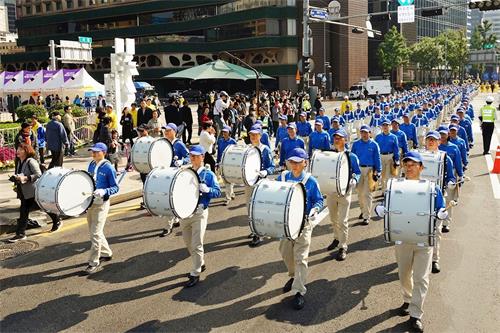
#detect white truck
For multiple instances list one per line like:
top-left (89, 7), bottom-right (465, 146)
top-left (349, 79), bottom-right (392, 99)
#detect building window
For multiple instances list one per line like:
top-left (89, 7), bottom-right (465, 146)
top-left (78, 0), bottom-right (86, 7)
top-left (35, 4), bottom-right (41, 13)
top-left (67, 0), bottom-right (74, 9)
top-left (25, 6), bottom-right (31, 15)
top-left (45, 2), bottom-right (52, 12)
top-left (56, 1), bottom-right (63, 11)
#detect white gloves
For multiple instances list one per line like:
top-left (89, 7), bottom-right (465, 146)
top-left (174, 160), bottom-right (183, 167)
top-left (93, 189), bottom-right (106, 198)
top-left (437, 207), bottom-right (448, 220)
top-left (199, 183), bottom-right (210, 193)
top-left (349, 178), bottom-right (357, 187)
top-left (258, 170), bottom-right (268, 178)
top-left (374, 205), bottom-right (386, 218)
top-left (308, 207), bottom-right (319, 218)
top-left (447, 181), bottom-right (456, 190)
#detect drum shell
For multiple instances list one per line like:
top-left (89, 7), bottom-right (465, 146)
top-left (220, 145), bottom-right (261, 186)
top-left (35, 167), bottom-right (95, 217)
top-left (249, 180), bottom-right (306, 241)
top-left (309, 150), bottom-right (351, 196)
top-left (131, 137), bottom-right (173, 174)
top-left (411, 149), bottom-right (446, 190)
top-left (384, 178), bottom-right (436, 246)
top-left (143, 167), bottom-right (200, 219)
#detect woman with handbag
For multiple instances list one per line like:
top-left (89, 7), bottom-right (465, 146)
top-left (8, 143), bottom-right (61, 243)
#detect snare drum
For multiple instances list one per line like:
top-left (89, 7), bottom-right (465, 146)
top-left (412, 149), bottom-right (446, 189)
top-left (35, 167), bottom-right (95, 216)
top-left (220, 145), bottom-right (262, 186)
top-left (143, 167), bottom-right (200, 219)
top-left (131, 137), bottom-right (173, 174)
top-left (249, 179), bottom-right (306, 240)
top-left (309, 150), bottom-right (351, 196)
top-left (384, 178), bottom-right (436, 246)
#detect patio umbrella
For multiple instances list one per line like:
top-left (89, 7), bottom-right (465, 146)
top-left (163, 60), bottom-right (274, 81)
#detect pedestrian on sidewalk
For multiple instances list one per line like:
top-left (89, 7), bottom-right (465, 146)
top-left (46, 111), bottom-right (69, 169)
top-left (82, 142), bottom-right (119, 275)
top-left (8, 143), bottom-right (62, 243)
top-left (62, 105), bottom-right (76, 157)
top-left (31, 115), bottom-right (46, 165)
top-left (180, 100), bottom-right (193, 145)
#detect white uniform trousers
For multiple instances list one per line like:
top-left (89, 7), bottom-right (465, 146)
top-left (444, 185), bottom-right (459, 227)
top-left (181, 208), bottom-right (209, 277)
top-left (358, 167), bottom-right (374, 221)
top-left (380, 153), bottom-right (394, 192)
top-left (326, 190), bottom-right (352, 250)
top-left (395, 243), bottom-right (433, 319)
top-left (279, 219), bottom-right (314, 295)
top-left (87, 200), bottom-right (112, 267)
top-left (432, 219), bottom-right (442, 262)
top-left (225, 182), bottom-right (235, 201)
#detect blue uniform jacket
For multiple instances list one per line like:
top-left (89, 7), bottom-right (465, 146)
top-left (382, 112), bottom-right (395, 121)
top-left (365, 105), bottom-right (375, 115)
top-left (455, 125), bottom-right (469, 149)
top-left (198, 167), bottom-right (221, 209)
top-left (411, 114), bottom-right (429, 127)
top-left (343, 112), bottom-right (355, 123)
top-left (375, 132), bottom-right (400, 160)
top-left (466, 106), bottom-right (474, 120)
top-left (316, 115), bottom-right (331, 131)
top-left (172, 139), bottom-right (190, 166)
top-left (334, 150), bottom-right (361, 183)
top-left (88, 160), bottom-right (119, 201)
top-left (36, 125), bottom-right (46, 148)
top-left (277, 171), bottom-right (323, 215)
top-left (353, 109), bottom-right (366, 120)
top-left (279, 137), bottom-right (305, 166)
top-left (449, 137), bottom-right (468, 167)
top-left (260, 132), bottom-right (271, 149)
top-left (369, 114), bottom-right (383, 127)
top-left (444, 154), bottom-right (456, 185)
top-left (297, 121), bottom-right (312, 137)
top-left (351, 139), bottom-right (382, 172)
top-left (216, 137), bottom-right (237, 163)
top-left (308, 130), bottom-right (331, 156)
top-left (400, 123), bottom-right (418, 146)
top-left (439, 142), bottom-right (463, 177)
top-left (434, 186), bottom-right (446, 211)
top-left (276, 126), bottom-right (288, 144)
top-left (391, 129), bottom-right (409, 155)
top-left (458, 118), bottom-right (473, 144)
top-left (257, 143), bottom-right (275, 175)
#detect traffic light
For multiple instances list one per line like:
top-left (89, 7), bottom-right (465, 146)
top-left (468, 0), bottom-right (500, 11)
top-left (303, 57), bottom-right (312, 73)
top-left (421, 7), bottom-right (443, 17)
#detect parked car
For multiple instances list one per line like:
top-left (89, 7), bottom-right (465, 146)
top-left (167, 90), bottom-right (183, 98)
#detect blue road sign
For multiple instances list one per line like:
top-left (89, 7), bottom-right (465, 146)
top-left (398, 0), bottom-right (414, 5)
top-left (310, 8), bottom-right (328, 20)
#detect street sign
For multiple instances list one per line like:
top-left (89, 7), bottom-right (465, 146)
top-left (398, 5), bottom-right (415, 23)
top-left (469, 50), bottom-right (498, 64)
top-left (310, 8), bottom-right (328, 20)
top-left (398, 0), bottom-right (414, 5)
top-left (78, 36), bottom-right (92, 44)
top-left (59, 40), bottom-right (93, 64)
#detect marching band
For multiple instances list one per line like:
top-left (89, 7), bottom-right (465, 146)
top-left (14, 84), bottom-right (488, 333)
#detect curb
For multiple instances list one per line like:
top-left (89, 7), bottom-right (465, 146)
top-left (0, 190), bottom-right (143, 236)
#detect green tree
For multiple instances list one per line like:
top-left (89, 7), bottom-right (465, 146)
top-left (470, 26), bottom-right (483, 50)
top-left (477, 20), bottom-right (498, 49)
top-left (377, 26), bottom-right (410, 84)
top-left (410, 37), bottom-right (444, 83)
top-left (436, 29), bottom-right (469, 81)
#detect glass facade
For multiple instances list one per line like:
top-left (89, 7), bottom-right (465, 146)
top-left (415, 0), bottom-right (467, 40)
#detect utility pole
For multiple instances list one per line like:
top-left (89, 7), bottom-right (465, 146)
top-left (49, 40), bottom-right (57, 70)
top-left (303, 0), bottom-right (311, 91)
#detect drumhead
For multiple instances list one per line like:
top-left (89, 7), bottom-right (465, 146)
top-left (337, 152), bottom-right (351, 196)
top-left (243, 147), bottom-right (262, 186)
top-left (171, 168), bottom-right (200, 219)
top-left (286, 183), bottom-right (306, 240)
top-left (149, 138), bottom-right (173, 170)
top-left (57, 170), bottom-right (95, 216)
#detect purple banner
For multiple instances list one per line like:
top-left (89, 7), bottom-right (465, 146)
top-left (42, 70), bottom-right (59, 83)
top-left (23, 70), bottom-right (39, 83)
top-left (63, 69), bottom-right (81, 82)
top-left (3, 71), bottom-right (18, 85)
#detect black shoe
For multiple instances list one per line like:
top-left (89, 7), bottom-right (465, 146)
top-left (362, 219), bottom-right (369, 225)
top-left (50, 221), bottom-right (63, 232)
top-left (432, 261), bottom-right (440, 274)
top-left (185, 274), bottom-right (200, 288)
top-left (249, 236), bottom-right (263, 247)
top-left (358, 213), bottom-right (363, 219)
top-left (442, 225), bottom-right (450, 233)
top-left (398, 302), bottom-right (410, 316)
top-left (327, 239), bottom-right (340, 251)
top-left (283, 278), bottom-right (294, 293)
top-left (247, 233), bottom-right (254, 239)
top-left (100, 256), bottom-right (113, 262)
top-left (8, 234), bottom-right (27, 243)
top-left (159, 228), bottom-right (172, 237)
top-left (408, 317), bottom-right (424, 332)
top-left (185, 264), bottom-right (206, 278)
top-left (173, 221), bottom-right (180, 228)
top-left (26, 219), bottom-right (42, 229)
top-left (292, 292), bottom-right (305, 310)
top-left (82, 265), bottom-right (101, 275)
top-left (336, 248), bottom-right (347, 261)
top-left (139, 202), bottom-right (146, 210)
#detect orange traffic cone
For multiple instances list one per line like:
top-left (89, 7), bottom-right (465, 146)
top-left (492, 146), bottom-right (500, 174)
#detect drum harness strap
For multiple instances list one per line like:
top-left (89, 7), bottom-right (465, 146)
top-left (281, 170), bottom-right (311, 241)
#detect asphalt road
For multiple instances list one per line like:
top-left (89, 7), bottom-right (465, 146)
top-left (1, 94), bottom-right (499, 333)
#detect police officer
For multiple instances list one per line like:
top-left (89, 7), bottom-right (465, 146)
top-left (308, 119), bottom-right (330, 156)
top-left (375, 151), bottom-right (448, 333)
top-left (375, 119), bottom-right (400, 191)
top-left (326, 129), bottom-right (361, 261)
top-left (479, 96), bottom-right (496, 155)
top-left (351, 125), bottom-right (382, 225)
top-left (277, 148), bottom-right (323, 310)
top-left (159, 123), bottom-right (190, 237)
top-left (248, 124), bottom-right (275, 247)
top-left (216, 126), bottom-right (237, 206)
top-left (423, 131), bottom-right (456, 274)
top-left (279, 122), bottom-right (305, 168)
top-left (182, 145), bottom-right (221, 287)
top-left (83, 142), bottom-right (119, 275)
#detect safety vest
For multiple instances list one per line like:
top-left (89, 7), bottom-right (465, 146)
top-left (481, 105), bottom-right (496, 123)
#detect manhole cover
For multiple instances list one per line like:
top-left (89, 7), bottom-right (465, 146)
top-left (0, 240), bottom-right (39, 261)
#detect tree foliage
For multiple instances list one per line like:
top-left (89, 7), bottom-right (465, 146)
top-left (435, 29), bottom-right (469, 78)
top-left (410, 37), bottom-right (444, 82)
top-left (377, 26), bottom-right (410, 73)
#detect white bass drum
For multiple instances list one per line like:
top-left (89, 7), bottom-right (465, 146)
top-left (131, 137), bottom-right (173, 174)
top-left (220, 145), bottom-right (261, 186)
top-left (309, 150), bottom-right (351, 196)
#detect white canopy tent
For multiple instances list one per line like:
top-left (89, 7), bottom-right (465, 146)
top-left (62, 68), bottom-right (104, 97)
top-left (2, 71), bottom-right (24, 94)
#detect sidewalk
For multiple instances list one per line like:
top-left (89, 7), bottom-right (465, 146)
top-left (0, 147), bottom-right (143, 235)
